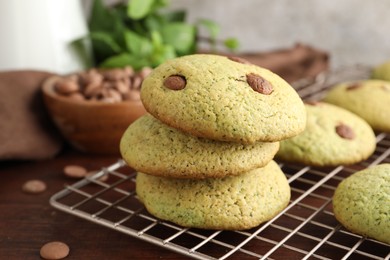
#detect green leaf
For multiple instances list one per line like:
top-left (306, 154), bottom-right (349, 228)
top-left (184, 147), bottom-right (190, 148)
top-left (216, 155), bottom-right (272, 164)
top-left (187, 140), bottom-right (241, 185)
top-left (70, 38), bottom-right (94, 68)
top-left (197, 19), bottom-right (220, 40)
top-left (150, 30), bottom-right (163, 48)
top-left (224, 37), bottom-right (240, 51)
top-left (89, 0), bottom-right (115, 32)
top-left (161, 10), bottom-right (186, 22)
top-left (82, 0), bottom-right (238, 69)
top-left (144, 14), bottom-right (164, 32)
top-left (100, 53), bottom-right (149, 69)
top-left (150, 0), bottom-right (170, 13)
top-left (124, 30), bottom-right (153, 56)
top-left (161, 22), bottom-right (196, 55)
top-left (127, 0), bottom-right (155, 20)
top-left (150, 44), bottom-right (176, 66)
top-left (89, 32), bottom-right (122, 53)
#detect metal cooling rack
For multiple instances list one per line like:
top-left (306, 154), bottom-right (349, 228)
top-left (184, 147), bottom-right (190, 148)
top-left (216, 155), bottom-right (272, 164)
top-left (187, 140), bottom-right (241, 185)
top-left (50, 66), bottom-right (390, 259)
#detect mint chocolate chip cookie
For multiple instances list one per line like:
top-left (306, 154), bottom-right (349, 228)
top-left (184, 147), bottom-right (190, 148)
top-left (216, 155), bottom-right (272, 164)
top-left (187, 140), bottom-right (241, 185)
top-left (323, 79), bottom-right (390, 133)
top-left (136, 160), bottom-right (290, 230)
top-left (371, 60), bottom-right (390, 81)
top-left (120, 114), bottom-right (279, 179)
top-left (276, 102), bottom-right (376, 166)
top-left (333, 164), bottom-right (390, 244)
top-left (140, 54), bottom-right (306, 143)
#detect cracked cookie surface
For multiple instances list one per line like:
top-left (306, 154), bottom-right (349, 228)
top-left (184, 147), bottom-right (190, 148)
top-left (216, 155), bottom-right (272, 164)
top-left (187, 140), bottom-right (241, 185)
top-left (140, 54), bottom-right (306, 143)
top-left (276, 102), bottom-right (376, 166)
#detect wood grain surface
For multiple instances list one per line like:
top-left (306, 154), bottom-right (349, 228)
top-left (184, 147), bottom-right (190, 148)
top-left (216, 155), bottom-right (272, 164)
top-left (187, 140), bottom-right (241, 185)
top-left (0, 148), bottom-right (184, 260)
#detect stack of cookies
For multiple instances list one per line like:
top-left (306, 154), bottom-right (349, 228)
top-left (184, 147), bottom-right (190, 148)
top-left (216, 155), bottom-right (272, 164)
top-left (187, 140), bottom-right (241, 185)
top-left (120, 54), bottom-right (307, 230)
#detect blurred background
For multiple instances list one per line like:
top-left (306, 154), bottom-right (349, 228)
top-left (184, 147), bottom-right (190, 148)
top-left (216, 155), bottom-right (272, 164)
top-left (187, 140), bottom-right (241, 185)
top-left (1, 0), bottom-right (390, 73)
top-left (166, 0), bottom-right (390, 69)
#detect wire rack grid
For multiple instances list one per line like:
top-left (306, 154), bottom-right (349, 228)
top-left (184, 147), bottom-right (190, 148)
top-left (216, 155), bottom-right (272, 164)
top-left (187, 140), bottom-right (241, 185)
top-left (50, 66), bottom-right (390, 259)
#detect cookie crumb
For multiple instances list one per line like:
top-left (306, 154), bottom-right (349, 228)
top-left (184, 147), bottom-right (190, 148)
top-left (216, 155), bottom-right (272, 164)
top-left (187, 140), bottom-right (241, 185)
top-left (40, 241), bottom-right (69, 260)
top-left (63, 165), bottom-right (88, 179)
top-left (22, 180), bottom-right (47, 194)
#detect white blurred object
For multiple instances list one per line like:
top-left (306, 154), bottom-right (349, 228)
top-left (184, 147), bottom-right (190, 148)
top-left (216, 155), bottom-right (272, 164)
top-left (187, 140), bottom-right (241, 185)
top-left (0, 0), bottom-right (90, 74)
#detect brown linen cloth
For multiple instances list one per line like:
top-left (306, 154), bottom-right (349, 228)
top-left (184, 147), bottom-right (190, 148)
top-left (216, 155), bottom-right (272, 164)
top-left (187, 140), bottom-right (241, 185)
top-left (0, 70), bottom-right (63, 160)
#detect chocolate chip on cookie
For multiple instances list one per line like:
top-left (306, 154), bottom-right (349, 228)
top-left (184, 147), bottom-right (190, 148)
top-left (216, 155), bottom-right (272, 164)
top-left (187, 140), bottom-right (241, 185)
top-left (336, 123), bottom-right (355, 140)
top-left (381, 84), bottom-right (390, 92)
top-left (346, 82), bottom-right (362, 91)
top-left (324, 79), bottom-right (390, 132)
top-left (246, 73), bottom-right (274, 95)
top-left (305, 100), bottom-right (320, 106)
top-left (140, 54), bottom-right (306, 143)
top-left (228, 56), bottom-right (251, 64)
top-left (164, 75), bottom-right (186, 90)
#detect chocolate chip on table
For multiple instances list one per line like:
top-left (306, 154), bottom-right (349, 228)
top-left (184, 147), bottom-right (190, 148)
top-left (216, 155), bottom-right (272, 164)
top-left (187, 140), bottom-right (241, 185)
top-left (63, 165), bottom-right (88, 179)
top-left (164, 75), bottom-right (187, 90)
top-left (336, 123), bottom-right (355, 140)
top-left (40, 241), bottom-right (70, 260)
top-left (22, 179), bottom-right (47, 194)
top-left (246, 73), bottom-right (274, 95)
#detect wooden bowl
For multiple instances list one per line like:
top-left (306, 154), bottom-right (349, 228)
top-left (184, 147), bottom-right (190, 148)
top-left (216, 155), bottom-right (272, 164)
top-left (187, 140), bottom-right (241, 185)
top-left (42, 76), bottom-right (147, 155)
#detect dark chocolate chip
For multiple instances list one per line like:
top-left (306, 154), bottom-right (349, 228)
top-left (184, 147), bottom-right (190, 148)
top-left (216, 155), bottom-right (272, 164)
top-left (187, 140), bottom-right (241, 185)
top-left (346, 83), bottom-right (362, 91)
top-left (305, 100), bottom-right (320, 106)
top-left (228, 56), bottom-right (251, 64)
top-left (246, 73), bottom-right (274, 95)
top-left (336, 123), bottom-right (355, 140)
top-left (164, 75), bottom-right (186, 90)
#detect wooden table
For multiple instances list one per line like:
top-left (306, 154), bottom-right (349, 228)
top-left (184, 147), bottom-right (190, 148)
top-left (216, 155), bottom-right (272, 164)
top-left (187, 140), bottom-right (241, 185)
top-left (0, 148), bottom-right (184, 259)
top-left (2, 146), bottom-right (389, 260)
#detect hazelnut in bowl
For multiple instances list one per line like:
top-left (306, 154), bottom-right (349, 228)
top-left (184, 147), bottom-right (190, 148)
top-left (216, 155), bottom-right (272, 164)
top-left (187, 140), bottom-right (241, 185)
top-left (42, 67), bottom-right (149, 155)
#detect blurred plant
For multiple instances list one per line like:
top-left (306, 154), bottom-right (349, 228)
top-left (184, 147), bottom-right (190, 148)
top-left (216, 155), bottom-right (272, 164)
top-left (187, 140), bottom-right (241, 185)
top-left (75, 0), bottom-right (239, 70)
